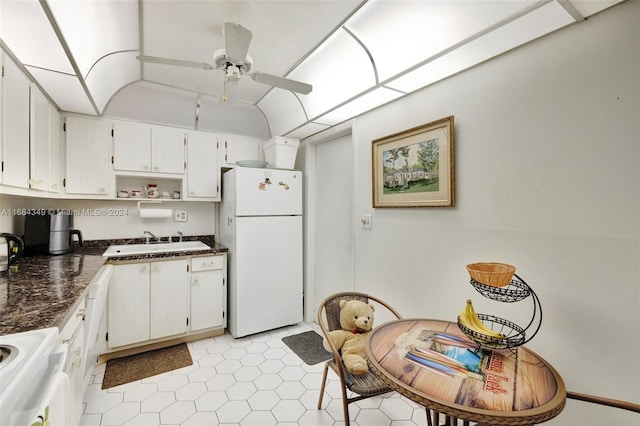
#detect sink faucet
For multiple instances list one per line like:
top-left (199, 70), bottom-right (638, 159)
top-left (172, 231), bottom-right (183, 243)
top-left (144, 230), bottom-right (159, 244)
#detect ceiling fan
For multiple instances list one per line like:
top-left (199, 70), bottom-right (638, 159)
top-left (137, 22), bottom-right (312, 103)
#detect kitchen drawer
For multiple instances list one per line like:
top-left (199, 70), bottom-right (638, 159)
top-left (191, 255), bottom-right (224, 271)
top-left (59, 298), bottom-right (86, 344)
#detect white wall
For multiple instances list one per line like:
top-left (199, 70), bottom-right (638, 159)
top-left (310, 2), bottom-right (638, 425)
top-left (0, 195), bottom-right (215, 240)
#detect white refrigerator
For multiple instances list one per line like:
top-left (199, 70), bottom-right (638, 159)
top-left (219, 167), bottom-right (303, 338)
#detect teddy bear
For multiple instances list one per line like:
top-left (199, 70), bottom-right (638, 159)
top-left (322, 299), bottom-right (375, 376)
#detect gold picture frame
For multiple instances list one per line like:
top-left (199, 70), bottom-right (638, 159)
top-left (372, 116), bottom-right (455, 208)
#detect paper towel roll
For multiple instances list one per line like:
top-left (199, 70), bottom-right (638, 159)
top-left (139, 208), bottom-right (172, 219)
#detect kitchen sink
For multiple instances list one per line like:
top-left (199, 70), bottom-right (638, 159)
top-left (102, 241), bottom-right (211, 258)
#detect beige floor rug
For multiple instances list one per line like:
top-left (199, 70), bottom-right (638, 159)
top-left (102, 343), bottom-right (193, 389)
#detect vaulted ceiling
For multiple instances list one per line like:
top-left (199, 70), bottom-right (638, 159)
top-left (0, 0), bottom-right (626, 140)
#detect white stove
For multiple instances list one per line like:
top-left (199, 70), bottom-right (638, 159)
top-left (0, 327), bottom-right (69, 425)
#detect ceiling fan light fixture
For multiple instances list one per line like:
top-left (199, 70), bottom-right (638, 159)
top-left (222, 78), bottom-right (239, 103)
top-left (213, 48), bottom-right (253, 73)
top-left (226, 65), bottom-right (242, 81)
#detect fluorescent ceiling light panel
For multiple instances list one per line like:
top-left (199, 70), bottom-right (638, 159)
top-left (568, 0), bottom-right (625, 17)
top-left (285, 122), bottom-right (331, 140)
top-left (26, 66), bottom-right (94, 114)
top-left (345, 0), bottom-right (538, 82)
top-left (0, 0), bottom-right (73, 74)
top-left (288, 28), bottom-right (377, 119)
top-left (315, 87), bottom-right (403, 126)
top-left (48, 0), bottom-right (139, 78)
top-left (387, 0), bottom-right (575, 93)
top-left (258, 90), bottom-right (308, 137)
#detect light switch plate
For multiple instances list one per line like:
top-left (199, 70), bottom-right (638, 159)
top-left (361, 214), bottom-right (372, 229)
top-left (174, 209), bottom-right (188, 222)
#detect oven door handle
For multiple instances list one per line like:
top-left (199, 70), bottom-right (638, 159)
top-left (33, 371), bottom-right (70, 426)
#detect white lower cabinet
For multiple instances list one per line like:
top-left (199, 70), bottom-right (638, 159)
top-left (107, 254), bottom-right (225, 350)
top-left (107, 262), bottom-right (150, 348)
top-left (149, 259), bottom-right (189, 339)
top-left (190, 255), bottom-right (226, 331)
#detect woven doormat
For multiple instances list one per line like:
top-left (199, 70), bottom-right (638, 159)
top-left (102, 343), bottom-right (193, 389)
top-left (282, 330), bottom-right (332, 365)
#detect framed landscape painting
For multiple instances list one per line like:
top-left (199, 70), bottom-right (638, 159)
top-left (372, 116), bottom-right (455, 208)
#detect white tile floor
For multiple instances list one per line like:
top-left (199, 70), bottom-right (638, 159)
top-left (80, 323), bottom-right (429, 426)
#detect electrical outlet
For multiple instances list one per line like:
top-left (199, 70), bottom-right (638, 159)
top-left (361, 214), bottom-right (372, 229)
top-left (174, 209), bottom-right (188, 222)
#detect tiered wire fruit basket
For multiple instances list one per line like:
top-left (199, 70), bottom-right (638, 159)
top-left (458, 269), bottom-right (543, 352)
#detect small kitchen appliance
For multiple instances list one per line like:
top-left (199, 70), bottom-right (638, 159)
top-left (23, 211), bottom-right (83, 255)
top-left (0, 233), bottom-right (24, 272)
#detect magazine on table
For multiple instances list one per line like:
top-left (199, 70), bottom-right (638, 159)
top-left (404, 330), bottom-right (485, 380)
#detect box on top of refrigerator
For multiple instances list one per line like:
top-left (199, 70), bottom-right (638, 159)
top-left (264, 137), bottom-right (299, 169)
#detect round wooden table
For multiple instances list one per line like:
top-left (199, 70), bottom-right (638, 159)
top-left (365, 319), bottom-right (566, 426)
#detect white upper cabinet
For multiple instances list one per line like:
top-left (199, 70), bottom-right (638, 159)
top-left (29, 84), bottom-right (50, 191)
top-left (220, 133), bottom-right (264, 168)
top-left (1, 52), bottom-right (30, 188)
top-left (1, 52), bottom-right (62, 194)
top-left (64, 115), bottom-right (111, 196)
top-left (112, 120), bottom-right (185, 175)
top-left (112, 120), bottom-right (151, 172)
top-left (185, 130), bottom-right (219, 200)
top-left (48, 105), bottom-right (62, 193)
top-left (0, 55), bottom-right (2, 181)
top-left (150, 125), bottom-right (185, 174)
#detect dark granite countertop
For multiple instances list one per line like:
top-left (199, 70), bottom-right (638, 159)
top-left (0, 236), bottom-right (227, 335)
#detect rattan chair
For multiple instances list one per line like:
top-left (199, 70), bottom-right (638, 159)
top-left (316, 292), bottom-right (403, 426)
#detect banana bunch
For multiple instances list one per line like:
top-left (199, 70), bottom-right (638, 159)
top-left (458, 299), bottom-right (505, 340)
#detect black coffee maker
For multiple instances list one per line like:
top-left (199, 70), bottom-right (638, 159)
top-left (24, 211), bottom-right (83, 255)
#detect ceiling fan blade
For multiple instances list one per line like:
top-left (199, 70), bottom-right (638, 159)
top-left (224, 22), bottom-right (252, 63)
top-left (250, 72), bottom-right (312, 95)
top-left (137, 55), bottom-right (214, 70)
